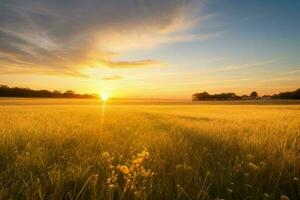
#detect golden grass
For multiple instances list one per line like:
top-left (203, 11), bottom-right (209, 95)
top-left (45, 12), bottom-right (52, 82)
top-left (0, 99), bottom-right (299, 199)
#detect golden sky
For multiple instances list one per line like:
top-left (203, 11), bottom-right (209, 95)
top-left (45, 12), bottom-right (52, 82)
top-left (0, 0), bottom-right (299, 99)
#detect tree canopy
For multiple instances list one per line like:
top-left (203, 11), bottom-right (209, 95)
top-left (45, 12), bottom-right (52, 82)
top-left (0, 85), bottom-right (98, 99)
top-left (272, 88), bottom-right (300, 99)
top-left (192, 89), bottom-right (300, 101)
top-left (250, 91), bottom-right (258, 98)
top-left (192, 92), bottom-right (241, 101)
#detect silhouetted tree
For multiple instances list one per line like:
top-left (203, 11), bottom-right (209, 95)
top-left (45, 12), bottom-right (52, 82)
top-left (250, 91), bottom-right (258, 99)
top-left (192, 92), bottom-right (240, 101)
top-left (193, 89), bottom-right (300, 101)
top-left (0, 85), bottom-right (98, 98)
top-left (192, 92), bottom-right (211, 101)
top-left (272, 88), bottom-right (300, 99)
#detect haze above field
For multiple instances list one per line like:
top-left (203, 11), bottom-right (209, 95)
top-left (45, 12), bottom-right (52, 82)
top-left (0, 0), bottom-right (299, 99)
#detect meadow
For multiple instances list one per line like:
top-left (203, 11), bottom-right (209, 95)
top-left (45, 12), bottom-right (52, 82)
top-left (0, 99), bottom-right (299, 200)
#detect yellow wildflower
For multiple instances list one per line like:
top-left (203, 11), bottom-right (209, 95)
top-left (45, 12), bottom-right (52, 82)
top-left (141, 168), bottom-right (152, 177)
top-left (119, 165), bottom-right (129, 174)
top-left (102, 152), bottom-right (110, 158)
top-left (141, 150), bottom-right (149, 158)
top-left (133, 157), bottom-right (144, 165)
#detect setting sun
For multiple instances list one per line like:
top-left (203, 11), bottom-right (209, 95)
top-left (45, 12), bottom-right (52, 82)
top-left (101, 93), bottom-right (109, 101)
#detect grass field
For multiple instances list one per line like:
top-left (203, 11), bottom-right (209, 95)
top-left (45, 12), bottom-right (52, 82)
top-left (0, 99), bottom-right (299, 200)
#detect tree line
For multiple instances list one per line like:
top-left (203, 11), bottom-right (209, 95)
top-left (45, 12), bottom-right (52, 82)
top-left (0, 85), bottom-right (98, 98)
top-left (192, 89), bottom-right (300, 101)
top-left (272, 88), bottom-right (300, 99)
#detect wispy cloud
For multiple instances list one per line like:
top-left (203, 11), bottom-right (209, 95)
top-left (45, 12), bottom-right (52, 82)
top-left (199, 57), bottom-right (225, 64)
top-left (101, 59), bottom-right (165, 69)
top-left (212, 59), bottom-right (278, 72)
top-left (280, 68), bottom-right (300, 75)
top-left (0, 0), bottom-right (212, 77)
top-left (101, 76), bottom-right (124, 81)
top-left (258, 77), bottom-right (298, 83)
top-left (256, 67), bottom-right (300, 83)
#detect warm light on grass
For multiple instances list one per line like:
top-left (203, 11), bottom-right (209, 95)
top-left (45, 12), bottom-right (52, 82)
top-left (0, 100), bottom-right (299, 199)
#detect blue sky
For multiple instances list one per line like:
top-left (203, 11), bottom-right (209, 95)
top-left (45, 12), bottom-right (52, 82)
top-left (0, 0), bottom-right (299, 98)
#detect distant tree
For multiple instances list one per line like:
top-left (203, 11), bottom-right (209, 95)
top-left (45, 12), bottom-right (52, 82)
top-left (192, 89), bottom-right (300, 101)
top-left (53, 90), bottom-right (62, 98)
top-left (63, 90), bottom-right (75, 98)
top-left (0, 85), bottom-right (98, 99)
top-left (192, 92), bottom-right (211, 101)
top-left (272, 88), bottom-right (300, 99)
top-left (192, 92), bottom-right (240, 101)
top-left (64, 90), bottom-right (75, 94)
top-left (0, 85), bottom-right (9, 88)
top-left (53, 90), bottom-right (61, 94)
top-left (241, 95), bottom-right (249, 99)
top-left (250, 91), bottom-right (258, 99)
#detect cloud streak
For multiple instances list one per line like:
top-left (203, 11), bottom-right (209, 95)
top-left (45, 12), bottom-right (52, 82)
top-left (101, 59), bottom-right (165, 69)
top-left (0, 0), bottom-right (207, 77)
top-left (101, 76), bottom-right (124, 81)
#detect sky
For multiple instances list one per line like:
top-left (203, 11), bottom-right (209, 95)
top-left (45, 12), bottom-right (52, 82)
top-left (0, 0), bottom-right (299, 99)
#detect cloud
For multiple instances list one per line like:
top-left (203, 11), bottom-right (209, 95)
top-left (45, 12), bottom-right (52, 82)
top-left (212, 59), bottom-right (278, 72)
top-left (0, 0), bottom-right (207, 77)
top-left (101, 76), bottom-right (124, 81)
top-left (199, 57), bottom-right (225, 64)
top-left (101, 59), bottom-right (165, 69)
top-left (280, 68), bottom-right (300, 75)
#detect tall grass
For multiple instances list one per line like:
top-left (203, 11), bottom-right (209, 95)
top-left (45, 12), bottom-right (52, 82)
top-left (0, 100), bottom-right (299, 199)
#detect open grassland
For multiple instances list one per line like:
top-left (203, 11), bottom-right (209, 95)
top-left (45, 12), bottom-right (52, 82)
top-left (0, 99), bottom-right (299, 200)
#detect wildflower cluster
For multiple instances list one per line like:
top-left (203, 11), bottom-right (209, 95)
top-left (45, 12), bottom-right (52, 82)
top-left (102, 149), bottom-right (154, 198)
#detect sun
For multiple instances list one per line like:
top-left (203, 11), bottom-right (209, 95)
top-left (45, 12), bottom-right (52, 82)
top-left (101, 93), bottom-right (109, 101)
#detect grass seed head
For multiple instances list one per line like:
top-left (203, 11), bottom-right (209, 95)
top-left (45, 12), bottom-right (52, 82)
top-left (118, 165), bottom-right (129, 175)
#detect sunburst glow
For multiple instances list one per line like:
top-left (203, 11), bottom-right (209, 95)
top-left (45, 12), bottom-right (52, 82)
top-left (101, 93), bottom-right (109, 101)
